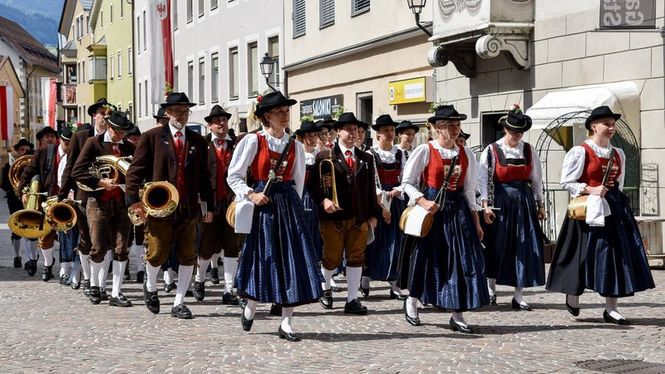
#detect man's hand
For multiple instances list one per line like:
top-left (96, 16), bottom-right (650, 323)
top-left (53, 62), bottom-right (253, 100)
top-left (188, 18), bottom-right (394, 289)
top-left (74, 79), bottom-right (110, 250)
top-left (130, 202), bottom-right (146, 223)
top-left (21, 193), bottom-right (27, 206)
top-left (369, 217), bottom-right (378, 229)
top-left (202, 211), bottom-right (213, 223)
top-left (98, 178), bottom-right (117, 191)
top-left (323, 198), bottom-right (340, 214)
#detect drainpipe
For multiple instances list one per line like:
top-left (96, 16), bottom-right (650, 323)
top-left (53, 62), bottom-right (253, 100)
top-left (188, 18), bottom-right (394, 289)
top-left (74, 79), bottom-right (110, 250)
top-left (129, 0), bottom-right (137, 123)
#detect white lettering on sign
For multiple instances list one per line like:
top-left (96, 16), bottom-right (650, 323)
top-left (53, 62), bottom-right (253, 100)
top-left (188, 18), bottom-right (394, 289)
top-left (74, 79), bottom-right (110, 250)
top-left (600, 0), bottom-right (655, 28)
top-left (404, 83), bottom-right (425, 100)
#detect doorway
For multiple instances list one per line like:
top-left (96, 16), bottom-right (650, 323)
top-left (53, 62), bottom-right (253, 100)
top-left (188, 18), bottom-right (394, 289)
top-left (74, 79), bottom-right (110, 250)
top-left (356, 92), bottom-right (373, 148)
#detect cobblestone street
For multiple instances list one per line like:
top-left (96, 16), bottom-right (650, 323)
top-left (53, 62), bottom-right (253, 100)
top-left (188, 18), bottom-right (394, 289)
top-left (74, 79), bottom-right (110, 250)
top-left (1, 199), bottom-right (664, 373)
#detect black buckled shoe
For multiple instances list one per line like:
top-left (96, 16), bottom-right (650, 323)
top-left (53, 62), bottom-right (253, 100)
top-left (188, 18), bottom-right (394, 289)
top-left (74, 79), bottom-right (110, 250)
top-left (143, 283), bottom-right (160, 314)
top-left (489, 294), bottom-right (497, 305)
top-left (89, 286), bottom-right (101, 305)
top-left (13, 256), bottom-right (22, 268)
top-left (240, 310), bottom-right (254, 331)
top-left (449, 318), bottom-right (473, 334)
top-left (222, 292), bottom-right (240, 305)
top-left (603, 310), bottom-right (629, 325)
top-left (164, 281), bottom-right (176, 293)
top-left (70, 278), bottom-right (81, 290)
top-left (511, 298), bottom-right (532, 311)
top-left (41, 265), bottom-right (54, 282)
top-left (171, 303), bottom-right (193, 319)
top-left (210, 268), bottom-right (220, 284)
top-left (59, 274), bottom-right (67, 285)
top-left (319, 289), bottom-right (333, 310)
top-left (26, 260), bottom-right (37, 276)
top-left (331, 286), bottom-right (343, 292)
top-left (565, 296), bottom-right (580, 317)
top-left (99, 289), bottom-right (109, 301)
top-left (270, 304), bottom-right (283, 316)
top-left (344, 298), bottom-right (368, 315)
top-left (278, 326), bottom-right (301, 342)
top-left (136, 271), bottom-right (144, 284)
top-left (403, 299), bottom-right (421, 326)
top-left (193, 281), bottom-right (205, 301)
top-left (390, 289), bottom-right (407, 301)
top-left (83, 279), bottom-right (91, 296)
top-left (109, 293), bottom-right (133, 307)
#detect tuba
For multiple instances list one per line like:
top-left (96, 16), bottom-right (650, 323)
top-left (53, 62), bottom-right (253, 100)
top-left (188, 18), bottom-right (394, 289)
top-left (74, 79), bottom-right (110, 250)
top-left (76, 155), bottom-right (132, 192)
top-left (42, 196), bottom-right (79, 232)
top-left (9, 155), bottom-right (33, 194)
top-left (7, 175), bottom-right (52, 239)
top-left (128, 181), bottom-right (180, 226)
top-left (319, 151), bottom-right (341, 210)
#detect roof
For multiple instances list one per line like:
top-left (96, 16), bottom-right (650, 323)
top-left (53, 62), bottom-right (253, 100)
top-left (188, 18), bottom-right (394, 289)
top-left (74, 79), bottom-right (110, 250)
top-left (0, 56), bottom-right (26, 96)
top-left (0, 16), bottom-right (59, 74)
top-left (81, 0), bottom-right (93, 10)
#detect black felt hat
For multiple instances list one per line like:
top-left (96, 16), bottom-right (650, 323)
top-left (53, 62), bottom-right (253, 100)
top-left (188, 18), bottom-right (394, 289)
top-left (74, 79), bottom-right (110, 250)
top-left (153, 107), bottom-right (169, 120)
top-left (88, 97), bottom-right (117, 117)
top-left (13, 138), bottom-right (34, 151)
top-left (501, 112), bottom-right (532, 133)
top-left (371, 114), bottom-right (398, 131)
top-left (126, 126), bottom-right (142, 137)
top-left (59, 126), bottom-right (73, 141)
top-left (36, 126), bottom-right (57, 140)
top-left (585, 106), bottom-right (621, 130)
top-left (204, 105), bottom-right (233, 123)
top-left (334, 112), bottom-right (368, 130)
top-left (107, 111), bottom-right (135, 132)
top-left (459, 130), bottom-right (471, 140)
top-left (428, 105), bottom-right (467, 123)
top-left (395, 120), bottom-right (419, 134)
top-left (160, 92), bottom-right (196, 109)
top-left (295, 120), bottom-right (319, 136)
top-left (254, 91), bottom-right (297, 117)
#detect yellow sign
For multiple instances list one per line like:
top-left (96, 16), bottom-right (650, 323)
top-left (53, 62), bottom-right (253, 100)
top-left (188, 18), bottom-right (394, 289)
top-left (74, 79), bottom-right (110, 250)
top-left (389, 77), bottom-right (428, 105)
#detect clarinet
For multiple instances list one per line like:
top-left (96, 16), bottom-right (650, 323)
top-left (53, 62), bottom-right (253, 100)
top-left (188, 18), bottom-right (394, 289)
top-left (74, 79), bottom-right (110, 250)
top-left (485, 147), bottom-right (500, 211)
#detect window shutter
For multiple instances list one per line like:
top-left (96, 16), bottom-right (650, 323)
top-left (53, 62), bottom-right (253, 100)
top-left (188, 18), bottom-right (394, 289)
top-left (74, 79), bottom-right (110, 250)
top-left (319, 0), bottom-right (335, 28)
top-left (352, 0), bottom-right (370, 15)
top-left (293, 0), bottom-right (306, 38)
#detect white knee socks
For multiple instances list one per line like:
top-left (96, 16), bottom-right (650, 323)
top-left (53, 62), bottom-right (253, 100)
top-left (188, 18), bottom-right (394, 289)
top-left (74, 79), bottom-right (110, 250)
top-left (111, 260), bottom-right (127, 298)
top-left (210, 253), bottom-right (221, 270)
top-left (60, 262), bottom-right (72, 277)
top-left (195, 258), bottom-right (211, 283)
top-left (346, 266), bottom-right (362, 302)
top-left (99, 251), bottom-right (112, 290)
top-left (25, 239), bottom-right (38, 260)
top-left (488, 278), bottom-right (496, 296)
top-left (361, 275), bottom-right (370, 289)
top-left (281, 306), bottom-right (295, 333)
top-left (41, 247), bottom-right (54, 266)
top-left (174, 265), bottom-right (194, 306)
top-left (406, 296), bottom-right (419, 318)
top-left (244, 299), bottom-right (258, 320)
top-left (145, 262), bottom-right (160, 292)
top-left (223, 257), bottom-right (238, 293)
top-left (70, 260), bottom-right (80, 284)
top-left (12, 239), bottom-right (20, 257)
top-left (90, 261), bottom-right (104, 287)
top-left (80, 254), bottom-right (91, 281)
top-left (321, 267), bottom-right (334, 291)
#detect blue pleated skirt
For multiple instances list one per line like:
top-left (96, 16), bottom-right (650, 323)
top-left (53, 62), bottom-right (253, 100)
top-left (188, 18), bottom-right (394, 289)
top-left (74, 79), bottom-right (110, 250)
top-left (302, 187), bottom-right (323, 262)
top-left (484, 181), bottom-right (545, 288)
top-left (236, 181), bottom-right (324, 306)
top-left (408, 188), bottom-right (490, 311)
top-left (547, 188), bottom-right (655, 297)
top-left (365, 189), bottom-right (406, 281)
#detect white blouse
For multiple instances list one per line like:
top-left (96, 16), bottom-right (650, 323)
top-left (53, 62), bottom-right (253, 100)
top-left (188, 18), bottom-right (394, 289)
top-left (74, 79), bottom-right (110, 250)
top-left (477, 139), bottom-right (544, 201)
top-left (560, 139), bottom-right (626, 196)
top-left (227, 130), bottom-right (306, 199)
top-left (368, 145), bottom-right (406, 195)
top-left (401, 140), bottom-right (480, 211)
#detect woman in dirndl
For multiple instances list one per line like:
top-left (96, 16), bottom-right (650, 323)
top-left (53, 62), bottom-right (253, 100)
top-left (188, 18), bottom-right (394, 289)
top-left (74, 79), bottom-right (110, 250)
top-left (546, 106), bottom-right (654, 325)
top-left (227, 91), bottom-right (323, 341)
top-left (478, 107), bottom-right (546, 311)
top-left (295, 120), bottom-right (323, 261)
top-left (401, 105), bottom-right (489, 333)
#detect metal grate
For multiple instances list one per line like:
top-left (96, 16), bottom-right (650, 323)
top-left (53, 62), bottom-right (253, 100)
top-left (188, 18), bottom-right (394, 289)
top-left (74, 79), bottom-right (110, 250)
top-left (320, 0), bottom-right (335, 28)
top-left (293, 0), bottom-right (306, 38)
top-left (352, 0), bottom-right (370, 16)
top-left (575, 359), bottom-right (665, 373)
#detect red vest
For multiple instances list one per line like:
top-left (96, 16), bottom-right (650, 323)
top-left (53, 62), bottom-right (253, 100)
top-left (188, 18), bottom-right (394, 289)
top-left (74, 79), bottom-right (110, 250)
top-left (372, 149), bottom-right (403, 187)
top-left (214, 141), bottom-right (233, 201)
top-left (491, 142), bottom-right (533, 183)
top-left (579, 143), bottom-right (622, 188)
top-left (251, 134), bottom-right (296, 182)
top-left (423, 143), bottom-right (468, 191)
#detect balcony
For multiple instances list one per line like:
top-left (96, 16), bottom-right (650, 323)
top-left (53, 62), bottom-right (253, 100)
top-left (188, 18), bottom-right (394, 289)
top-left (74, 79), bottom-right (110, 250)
top-left (62, 84), bottom-right (76, 106)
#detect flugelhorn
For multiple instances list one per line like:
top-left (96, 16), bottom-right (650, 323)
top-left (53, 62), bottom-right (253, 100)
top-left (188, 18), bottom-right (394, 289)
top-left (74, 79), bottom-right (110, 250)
top-left (7, 175), bottom-right (52, 239)
top-left (8, 155), bottom-right (33, 194)
top-left (319, 151), bottom-right (341, 210)
top-left (42, 196), bottom-right (79, 232)
top-left (128, 181), bottom-right (180, 226)
top-left (76, 155), bottom-right (132, 192)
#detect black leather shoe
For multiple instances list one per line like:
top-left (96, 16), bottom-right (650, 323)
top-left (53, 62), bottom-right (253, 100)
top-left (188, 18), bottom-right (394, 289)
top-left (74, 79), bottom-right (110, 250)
top-left (331, 286), bottom-right (343, 292)
top-left (278, 326), bottom-right (301, 342)
top-left (193, 281), bottom-right (205, 301)
top-left (13, 256), bottom-right (22, 268)
top-left (70, 279), bottom-right (81, 290)
top-left (210, 268), bottom-right (220, 284)
top-left (240, 311), bottom-right (254, 331)
top-left (171, 303), bottom-right (193, 319)
top-left (109, 293), bottom-right (133, 307)
top-left (489, 294), bottom-right (497, 305)
top-left (565, 296), bottom-right (580, 317)
top-left (222, 292), bottom-right (240, 305)
top-left (41, 265), bottom-right (53, 282)
top-left (89, 286), bottom-right (101, 305)
top-left (164, 281), bottom-right (176, 293)
top-left (26, 260), bottom-right (37, 276)
top-left (136, 271), bottom-right (144, 284)
top-left (99, 290), bottom-right (109, 301)
top-left (239, 298), bottom-right (248, 310)
top-left (83, 279), bottom-right (91, 296)
top-left (344, 299), bottom-right (368, 315)
top-left (603, 310), bottom-right (629, 325)
top-left (185, 290), bottom-right (193, 297)
top-left (143, 283), bottom-right (160, 314)
top-left (59, 274), bottom-right (68, 285)
top-left (511, 298), bottom-right (532, 311)
top-left (319, 289), bottom-right (333, 310)
top-left (449, 318), bottom-right (473, 334)
top-left (390, 289), bottom-right (407, 301)
top-left (359, 286), bottom-right (370, 298)
top-left (269, 304), bottom-right (282, 316)
top-left (403, 299), bottom-right (421, 326)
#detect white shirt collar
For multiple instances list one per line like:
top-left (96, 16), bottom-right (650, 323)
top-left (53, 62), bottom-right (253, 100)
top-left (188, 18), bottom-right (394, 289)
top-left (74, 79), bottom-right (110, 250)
top-left (103, 131), bottom-right (124, 144)
top-left (58, 144), bottom-right (67, 157)
top-left (169, 123), bottom-right (186, 140)
top-left (211, 133), bottom-right (232, 142)
top-left (338, 142), bottom-right (355, 157)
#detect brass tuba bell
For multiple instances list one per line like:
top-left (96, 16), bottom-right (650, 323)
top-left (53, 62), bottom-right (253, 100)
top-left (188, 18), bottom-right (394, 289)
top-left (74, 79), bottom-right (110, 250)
top-left (7, 175), bottom-right (52, 239)
top-left (42, 196), bottom-right (79, 232)
top-left (76, 155), bottom-right (133, 192)
top-left (128, 181), bottom-right (180, 226)
top-left (8, 155), bottom-right (33, 194)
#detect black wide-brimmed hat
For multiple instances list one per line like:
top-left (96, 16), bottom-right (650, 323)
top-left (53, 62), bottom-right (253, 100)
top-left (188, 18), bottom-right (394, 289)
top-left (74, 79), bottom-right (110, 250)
top-left (371, 114), bottom-right (398, 131)
top-left (204, 105), bottom-right (233, 123)
top-left (255, 91), bottom-right (297, 117)
top-left (501, 112), bottom-right (532, 133)
top-left (13, 138), bottom-right (34, 151)
top-left (160, 92), bottom-right (196, 109)
top-left (36, 126), bottom-right (58, 140)
top-left (153, 107), bottom-right (169, 120)
top-left (126, 126), bottom-right (142, 137)
top-left (428, 105), bottom-right (468, 123)
top-left (459, 130), bottom-right (471, 140)
top-left (334, 112), bottom-right (368, 130)
top-left (107, 111), bottom-right (135, 132)
top-left (295, 120), bottom-right (319, 136)
top-left (585, 105), bottom-right (621, 130)
top-left (396, 120), bottom-right (419, 134)
top-left (59, 126), bottom-right (73, 141)
top-left (88, 97), bottom-right (117, 117)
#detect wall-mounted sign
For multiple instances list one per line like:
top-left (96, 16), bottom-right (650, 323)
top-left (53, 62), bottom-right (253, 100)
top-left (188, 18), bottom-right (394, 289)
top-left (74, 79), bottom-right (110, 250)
top-left (599, 0), bottom-right (656, 29)
top-left (389, 77), bottom-right (432, 105)
top-left (300, 95), bottom-right (343, 120)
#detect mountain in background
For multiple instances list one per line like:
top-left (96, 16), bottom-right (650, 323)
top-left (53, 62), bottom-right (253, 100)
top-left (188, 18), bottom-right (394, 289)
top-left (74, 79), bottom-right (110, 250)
top-left (0, 0), bottom-right (64, 47)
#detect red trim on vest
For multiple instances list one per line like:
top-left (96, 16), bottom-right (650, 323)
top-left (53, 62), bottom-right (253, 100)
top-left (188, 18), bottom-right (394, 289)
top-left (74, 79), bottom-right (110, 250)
top-left (579, 143), bottom-right (622, 187)
top-left (491, 144), bottom-right (533, 183)
top-left (423, 143), bottom-right (468, 191)
top-left (215, 143), bottom-right (233, 201)
top-left (250, 134), bottom-right (296, 182)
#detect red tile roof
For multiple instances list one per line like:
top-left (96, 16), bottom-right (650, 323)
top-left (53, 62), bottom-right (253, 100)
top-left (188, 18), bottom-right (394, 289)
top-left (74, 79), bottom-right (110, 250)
top-left (0, 16), bottom-right (60, 74)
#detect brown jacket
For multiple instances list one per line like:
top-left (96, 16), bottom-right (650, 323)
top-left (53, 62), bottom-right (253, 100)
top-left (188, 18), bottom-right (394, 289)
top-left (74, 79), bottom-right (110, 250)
top-left (19, 144), bottom-right (60, 196)
top-left (125, 124), bottom-right (213, 219)
top-left (59, 125), bottom-right (95, 201)
top-left (306, 143), bottom-right (379, 223)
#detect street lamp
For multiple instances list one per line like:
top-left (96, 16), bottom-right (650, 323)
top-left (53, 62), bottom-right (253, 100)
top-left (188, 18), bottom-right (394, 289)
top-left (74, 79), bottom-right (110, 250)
top-left (260, 53), bottom-right (277, 92)
top-left (406, 0), bottom-right (432, 37)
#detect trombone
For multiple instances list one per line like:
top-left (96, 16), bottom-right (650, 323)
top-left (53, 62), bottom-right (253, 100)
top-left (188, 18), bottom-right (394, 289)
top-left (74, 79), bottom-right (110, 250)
top-left (319, 151), bottom-right (341, 210)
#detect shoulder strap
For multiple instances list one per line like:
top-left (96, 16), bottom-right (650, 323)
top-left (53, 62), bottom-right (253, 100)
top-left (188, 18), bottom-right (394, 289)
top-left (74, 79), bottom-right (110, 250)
top-left (273, 135), bottom-right (294, 175)
top-left (523, 142), bottom-right (532, 166)
top-left (601, 148), bottom-right (617, 186)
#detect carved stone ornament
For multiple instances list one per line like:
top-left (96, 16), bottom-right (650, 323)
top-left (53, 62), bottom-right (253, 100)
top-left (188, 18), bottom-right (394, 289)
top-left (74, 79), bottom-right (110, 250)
top-left (475, 34), bottom-right (530, 69)
top-left (439, 0), bottom-right (482, 17)
top-left (428, 46), bottom-right (477, 78)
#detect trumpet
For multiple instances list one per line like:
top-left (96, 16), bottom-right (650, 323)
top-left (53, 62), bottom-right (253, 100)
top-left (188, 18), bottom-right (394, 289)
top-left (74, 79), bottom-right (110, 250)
top-left (42, 196), bottom-right (80, 232)
top-left (8, 155), bottom-right (33, 194)
top-left (76, 155), bottom-right (132, 192)
top-left (319, 152), bottom-right (341, 210)
top-left (128, 181), bottom-right (180, 226)
top-left (7, 175), bottom-right (52, 239)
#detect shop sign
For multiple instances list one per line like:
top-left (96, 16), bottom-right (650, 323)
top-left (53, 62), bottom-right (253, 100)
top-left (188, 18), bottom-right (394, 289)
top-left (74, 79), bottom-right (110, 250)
top-left (389, 77), bottom-right (429, 105)
top-left (300, 95), bottom-right (344, 120)
top-left (599, 0), bottom-right (656, 29)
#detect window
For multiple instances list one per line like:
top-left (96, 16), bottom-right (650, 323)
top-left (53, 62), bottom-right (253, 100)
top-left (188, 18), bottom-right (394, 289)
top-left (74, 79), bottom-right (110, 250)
top-left (352, 0), bottom-right (370, 16)
top-left (268, 36), bottom-right (280, 90)
top-left (144, 80), bottom-right (148, 117)
top-left (199, 0), bottom-right (204, 17)
top-left (229, 47), bottom-right (238, 100)
top-left (117, 51), bottom-right (122, 78)
top-left (211, 53), bottom-right (219, 102)
top-left (187, 61), bottom-right (194, 100)
top-left (198, 57), bottom-right (205, 104)
top-left (86, 15), bottom-right (89, 34)
top-left (142, 11), bottom-right (147, 50)
top-left (138, 82), bottom-right (143, 117)
top-left (127, 103), bottom-right (133, 120)
top-left (81, 60), bottom-right (85, 82)
top-left (247, 42), bottom-right (258, 97)
top-left (75, 17), bottom-right (80, 39)
top-left (173, 0), bottom-right (178, 29)
top-left (128, 47), bottom-right (133, 75)
top-left (320, 0), bottom-right (335, 28)
top-left (211, 0), bottom-right (218, 10)
top-left (187, 0), bottom-right (193, 22)
top-left (110, 56), bottom-right (115, 79)
top-left (174, 65), bottom-right (179, 91)
top-left (293, 0), bottom-right (306, 38)
top-left (137, 16), bottom-right (141, 52)
top-left (110, 4), bottom-right (113, 23)
top-left (100, 10), bottom-right (104, 27)
top-left (120, 1), bottom-right (124, 17)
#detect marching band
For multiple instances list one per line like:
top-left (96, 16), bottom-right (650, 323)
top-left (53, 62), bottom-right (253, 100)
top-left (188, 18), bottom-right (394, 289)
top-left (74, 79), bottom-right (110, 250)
top-left (3, 93), bottom-right (656, 342)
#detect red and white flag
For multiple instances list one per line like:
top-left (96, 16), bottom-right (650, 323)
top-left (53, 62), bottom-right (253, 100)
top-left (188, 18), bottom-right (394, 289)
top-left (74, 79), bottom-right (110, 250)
top-left (0, 85), bottom-right (15, 143)
top-left (148, 0), bottom-right (174, 104)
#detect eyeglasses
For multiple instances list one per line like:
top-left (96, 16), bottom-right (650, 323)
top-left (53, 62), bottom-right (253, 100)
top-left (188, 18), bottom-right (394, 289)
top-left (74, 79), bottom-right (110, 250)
top-left (170, 109), bottom-right (192, 116)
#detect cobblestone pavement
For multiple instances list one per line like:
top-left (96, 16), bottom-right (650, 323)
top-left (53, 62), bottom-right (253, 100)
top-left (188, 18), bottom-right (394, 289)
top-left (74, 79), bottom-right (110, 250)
top-left (0, 203), bottom-right (664, 373)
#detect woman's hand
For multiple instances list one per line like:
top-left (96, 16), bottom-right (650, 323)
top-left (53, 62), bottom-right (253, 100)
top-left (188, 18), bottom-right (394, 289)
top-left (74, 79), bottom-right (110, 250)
top-left (249, 191), bottom-right (269, 206)
top-left (388, 189), bottom-right (401, 198)
top-left (417, 197), bottom-right (438, 214)
top-left (587, 185), bottom-right (608, 197)
top-left (483, 208), bottom-right (496, 225)
top-left (537, 207), bottom-right (546, 220)
top-left (381, 208), bottom-right (391, 224)
top-left (475, 222), bottom-right (484, 242)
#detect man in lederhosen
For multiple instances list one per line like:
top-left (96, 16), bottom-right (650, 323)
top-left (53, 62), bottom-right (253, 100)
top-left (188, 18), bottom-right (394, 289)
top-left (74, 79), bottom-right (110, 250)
top-left (192, 104), bottom-right (241, 305)
top-left (125, 92), bottom-right (213, 319)
top-left (72, 111), bottom-right (136, 307)
top-left (307, 112), bottom-right (379, 315)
